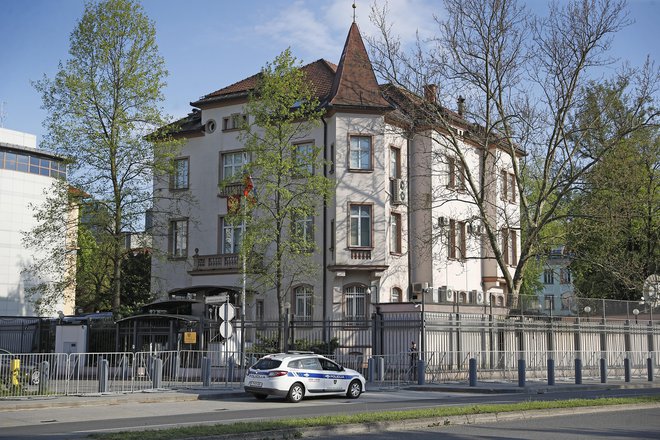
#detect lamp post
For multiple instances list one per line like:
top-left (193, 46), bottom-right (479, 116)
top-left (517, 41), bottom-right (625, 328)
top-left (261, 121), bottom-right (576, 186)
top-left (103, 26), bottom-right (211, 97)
top-left (584, 306), bottom-right (592, 322)
top-left (633, 308), bottom-right (640, 324)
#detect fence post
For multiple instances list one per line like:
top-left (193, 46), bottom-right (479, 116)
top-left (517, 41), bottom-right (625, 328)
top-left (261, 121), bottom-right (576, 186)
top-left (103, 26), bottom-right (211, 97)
top-left (38, 361), bottom-right (50, 394)
top-left (417, 359), bottom-right (426, 385)
top-left (648, 356), bottom-right (654, 382)
top-left (600, 357), bottom-right (607, 383)
top-left (98, 358), bottom-right (109, 393)
top-left (547, 358), bottom-right (555, 386)
top-left (377, 356), bottom-right (384, 382)
top-left (624, 358), bottom-right (631, 383)
top-left (152, 358), bottom-right (163, 389)
top-left (469, 358), bottom-right (477, 387)
top-left (518, 358), bottom-right (526, 387)
top-left (575, 358), bottom-right (582, 385)
top-left (367, 357), bottom-right (375, 383)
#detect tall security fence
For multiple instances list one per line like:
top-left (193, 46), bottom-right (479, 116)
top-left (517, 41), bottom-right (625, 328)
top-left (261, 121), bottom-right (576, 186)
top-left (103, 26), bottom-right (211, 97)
top-left (2, 315), bottom-right (660, 399)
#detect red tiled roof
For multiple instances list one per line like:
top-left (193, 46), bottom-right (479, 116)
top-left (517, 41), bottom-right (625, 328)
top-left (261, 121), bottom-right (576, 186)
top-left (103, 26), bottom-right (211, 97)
top-left (193, 59), bottom-right (338, 107)
top-left (329, 22), bottom-right (392, 110)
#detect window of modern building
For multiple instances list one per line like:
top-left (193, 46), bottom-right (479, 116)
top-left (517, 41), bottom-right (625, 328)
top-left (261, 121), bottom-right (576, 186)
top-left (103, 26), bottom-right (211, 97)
top-left (449, 219), bottom-right (466, 260)
top-left (349, 135), bottom-right (372, 170)
top-left (349, 204), bottom-right (371, 247)
top-left (293, 142), bottom-right (314, 176)
top-left (344, 285), bottom-right (368, 320)
top-left (544, 269), bottom-right (555, 284)
top-left (220, 217), bottom-right (244, 254)
top-left (0, 148), bottom-right (66, 179)
top-left (221, 151), bottom-right (247, 182)
top-left (294, 285), bottom-right (313, 321)
top-left (169, 219), bottom-right (188, 258)
top-left (390, 212), bottom-right (402, 254)
top-left (171, 157), bottom-right (189, 190)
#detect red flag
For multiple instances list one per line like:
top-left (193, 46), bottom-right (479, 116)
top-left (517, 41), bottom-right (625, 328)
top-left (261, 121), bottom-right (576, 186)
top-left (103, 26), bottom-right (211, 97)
top-left (243, 174), bottom-right (254, 198)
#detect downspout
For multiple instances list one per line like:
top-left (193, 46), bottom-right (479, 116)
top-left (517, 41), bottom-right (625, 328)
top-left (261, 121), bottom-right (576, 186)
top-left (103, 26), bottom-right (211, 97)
top-left (322, 115), bottom-right (329, 344)
top-left (406, 133), bottom-right (412, 302)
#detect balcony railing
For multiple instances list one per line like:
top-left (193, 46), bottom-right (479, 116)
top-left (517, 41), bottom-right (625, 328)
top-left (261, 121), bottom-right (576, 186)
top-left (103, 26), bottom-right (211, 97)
top-left (350, 249), bottom-right (372, 260)
top-left (190, 253), bottom-right (240, 273)
top-left (217, 182), bottom-right (244, 198)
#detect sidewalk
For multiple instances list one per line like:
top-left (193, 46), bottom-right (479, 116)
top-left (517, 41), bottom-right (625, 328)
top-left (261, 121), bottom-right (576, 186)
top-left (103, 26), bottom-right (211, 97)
top-left (1, 379), bottom-right (658, 412)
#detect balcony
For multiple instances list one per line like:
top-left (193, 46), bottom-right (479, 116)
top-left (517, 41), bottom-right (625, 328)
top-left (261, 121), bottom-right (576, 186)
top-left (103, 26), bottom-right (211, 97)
top-left (350, 249), bottom-right (372, 260)
top-left (217, 182), bottom-right (244, 198)
top-left (190, 253), bottom-right (240, 274)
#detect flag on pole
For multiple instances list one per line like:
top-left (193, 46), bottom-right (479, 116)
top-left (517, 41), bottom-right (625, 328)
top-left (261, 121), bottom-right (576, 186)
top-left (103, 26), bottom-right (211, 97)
top-left (243, 173), bottom-right (254, 198)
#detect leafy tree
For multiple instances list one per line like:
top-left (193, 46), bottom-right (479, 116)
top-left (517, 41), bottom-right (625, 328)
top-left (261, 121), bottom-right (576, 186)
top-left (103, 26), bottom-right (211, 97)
top-left (226, 49), bottom-right (333, 349)
top-left (368, 0), bottom-right (658, 307)
top-left (567, 81), bottom-right (660, 299)
top-left (30, 0), bottom-right (177, 313)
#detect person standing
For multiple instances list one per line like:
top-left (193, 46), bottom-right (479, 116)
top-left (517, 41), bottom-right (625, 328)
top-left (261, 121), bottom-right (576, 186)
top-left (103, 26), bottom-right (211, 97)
top-left (409, 341), bottom-right (418, 380)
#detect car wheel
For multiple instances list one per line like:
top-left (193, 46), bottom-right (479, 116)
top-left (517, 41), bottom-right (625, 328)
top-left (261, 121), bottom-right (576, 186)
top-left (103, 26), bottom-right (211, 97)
top-left (346, 380), bottom-right (362, 399)
top-left (253, 393), bottom-right (268, 400)
top-left (30, 370), bottom-right (40, 386)
top-left (287, 382), bottom-right (304, 403)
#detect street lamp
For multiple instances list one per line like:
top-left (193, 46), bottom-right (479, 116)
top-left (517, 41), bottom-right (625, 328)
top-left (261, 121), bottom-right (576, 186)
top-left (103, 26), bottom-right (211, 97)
top-left (633, 308), bottom-right (640, 324)
top-left (583, 305), bottom-right (591, 322)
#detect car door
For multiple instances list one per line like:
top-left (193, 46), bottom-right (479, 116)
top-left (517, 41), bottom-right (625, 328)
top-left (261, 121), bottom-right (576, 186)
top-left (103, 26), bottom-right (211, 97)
top-left (319, 358), bottom-right (346, 392)
top-left (296, 357), bottom-right (324, 393)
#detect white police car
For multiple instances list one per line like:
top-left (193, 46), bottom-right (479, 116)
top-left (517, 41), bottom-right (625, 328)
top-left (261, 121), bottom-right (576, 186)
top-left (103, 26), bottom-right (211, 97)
top-left (244, 352), bottom-right (366, 403)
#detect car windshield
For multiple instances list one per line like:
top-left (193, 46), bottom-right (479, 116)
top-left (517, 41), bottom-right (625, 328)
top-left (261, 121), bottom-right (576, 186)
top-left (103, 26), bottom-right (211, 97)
top-left (252, 358), bottom-right (282, 370)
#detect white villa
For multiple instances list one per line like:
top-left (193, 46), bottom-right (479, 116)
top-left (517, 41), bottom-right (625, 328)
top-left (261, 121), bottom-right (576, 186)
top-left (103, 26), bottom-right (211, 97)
top-left (151, 23), bottom-right (521, 326)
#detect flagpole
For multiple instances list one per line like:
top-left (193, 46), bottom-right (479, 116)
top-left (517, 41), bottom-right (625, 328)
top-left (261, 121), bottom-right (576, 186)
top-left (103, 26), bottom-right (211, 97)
top-left (240, 188), bottom-right (246, 370)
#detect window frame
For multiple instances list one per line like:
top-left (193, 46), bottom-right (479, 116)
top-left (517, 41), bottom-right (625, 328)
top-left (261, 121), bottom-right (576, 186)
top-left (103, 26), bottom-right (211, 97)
top-left (447, 156), bottom-right (466, 192)
top-left (293, 141), bottom-right (315, 176)
top-left (222, 113), bottom-right (247, 131)
top-left (293, 285), bottom-right (314, 322)
top-left (348, 203), bottom-right (373, 248)
top-left (218, 216), bottom-right (245, 255)
top-left (292, 214), bottom-right (315, 253)
top-left (170, 157), bottom-right (190, 190)
top-left (168, 218), bottom-right (189, 259)
top-left (348, 134), bottom-right (373, 171)
top-left (448, 219), bottom-right (467, 260)
top-left (343, 284), bottom-right (370, 321)
top-left (502, 228), bottom-right (518, 266)
top-left (543, 269), bottom-right (555, 285)
top-left (390, 211), bottom-right (402, 255)
top-left (220, 151), bottom-right (247, 183)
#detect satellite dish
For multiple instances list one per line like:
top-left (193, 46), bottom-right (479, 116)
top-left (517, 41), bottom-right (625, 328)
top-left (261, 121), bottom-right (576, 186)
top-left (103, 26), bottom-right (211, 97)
top-left (642, 274), bottom-right (660, 304)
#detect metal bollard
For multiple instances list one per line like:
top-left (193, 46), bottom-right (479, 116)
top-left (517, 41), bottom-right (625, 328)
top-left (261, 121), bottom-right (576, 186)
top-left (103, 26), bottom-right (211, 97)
top-left (624, 358), bottom-right (631, 383)
top-left (377, 357), bottom-right (385, 382)
top-left (518, 359), bottom-right (526, 387)
top-left (367, 357), bottom-right (375, 383)
top-left (98, 359), bottom-right (109, 393)
top-left (648, 357), bottom-right (654, 382)
top-left (468, 358), bottom-right (477, 387)
top-left (417, 359), bottom-right (425, 385)
top-left (228, 358), bottom-right (235, 383)
top-left (202, 357), bottom-right (211, 387)
top-left (547, 358), bottom-right (555, 386)
top-left (600, 358), bottom-right (607, 384)
top-left (575, 358), bottom-right (582, 385)
top-left (152, 358), bottom-right (163, 389)
top-left (38, 361), bottom-right (50, 394)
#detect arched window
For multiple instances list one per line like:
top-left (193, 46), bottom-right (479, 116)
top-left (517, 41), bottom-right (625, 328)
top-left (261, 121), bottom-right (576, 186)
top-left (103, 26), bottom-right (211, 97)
top-left (293, 285), bottom-right (313, 321)
top-left (391, 287), bottom-right (402, 303)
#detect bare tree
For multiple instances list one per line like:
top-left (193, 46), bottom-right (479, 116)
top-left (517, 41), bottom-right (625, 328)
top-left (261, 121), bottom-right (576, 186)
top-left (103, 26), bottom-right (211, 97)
top-left (368, 0), bottom-right (658, 306)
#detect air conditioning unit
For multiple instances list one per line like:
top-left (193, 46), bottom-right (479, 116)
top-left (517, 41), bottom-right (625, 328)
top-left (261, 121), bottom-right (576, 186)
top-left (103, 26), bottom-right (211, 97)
top-left (438, 216), bottom-right (447, 228)
top-left (445, 288), bottom-right (455, 303)
top-left (412, 282), bottom-right (423, 293)
top-left (472, 290), bottom-right (484, 304)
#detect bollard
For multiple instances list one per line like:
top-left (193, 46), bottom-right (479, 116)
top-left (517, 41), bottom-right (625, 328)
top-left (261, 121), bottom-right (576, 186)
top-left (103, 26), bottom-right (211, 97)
top-left (648, 357), bottom-right (654, 382)
top-left (377, 357), bottom-right (385, 382)
top-left (228, 358), bottom-right (235, 383)
top-left (98, 359), bottom-right (109, 393)
top-left (202, 357), bottom-right (211, 387)
top-left (575, 358), bottom-right (582, 385)
top-left (38, 361), bottom-right (50, 394)
top-left (468, 358), bottom-right (477, 387)
top-left (624, 358), bottom-right (631, 383)
top-left (152, 358), bottom-right (163, 389)
top-left (600, 358), bottom-right (607, 384)
top-left (367, 357), bottom-right (375, 383)
top-left (10, 359), bottom-right (20, 386)
top-left (547, 358), bottom-right (555, 386)
top-left (518, 359), bottom-right (526, 388)
top-left (417, 359), bottom-right (425, 385)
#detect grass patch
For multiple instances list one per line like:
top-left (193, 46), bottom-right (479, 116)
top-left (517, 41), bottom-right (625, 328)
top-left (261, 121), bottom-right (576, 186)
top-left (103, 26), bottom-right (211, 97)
top-left (90, 396), bottom-right (660, 440)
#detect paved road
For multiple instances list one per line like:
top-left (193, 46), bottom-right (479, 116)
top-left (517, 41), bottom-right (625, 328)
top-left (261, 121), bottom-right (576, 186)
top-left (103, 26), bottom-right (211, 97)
top-left (317, 406), bottom-right (660, 440)
top-left (1, 386), bottom-right (659, 439)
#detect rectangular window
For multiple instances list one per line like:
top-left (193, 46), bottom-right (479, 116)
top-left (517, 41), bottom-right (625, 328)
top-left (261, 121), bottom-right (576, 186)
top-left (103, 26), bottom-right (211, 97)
top-left (294, 286), bottom-right (313, 321)
top-left (294, 142), bottom-right (314, 175)
top-left (222, 113), bottom-right (247, 131)
top-left (501, 169), bottom-right (516, 202)
top-left (502, 228), bottom-right (518, 266)
top-left (344, 285), bottom-right (368, 320)
top-left (169, 219), bottom-right (188, 258)
top-left (560, 268), bottom-right (571, 284)
top-left (449, 219), bottom-right (466, 260)
top-left (544, 295), bottom-right (555, 312)
top-left (390, 212), bottom-right (402, 254)
top-left (389, 147), bottom-right (401, 197)
top-left (350, 204), bottom-right (371, 247)
top-left (447, 156), bottom-right (465, 191)
top-left (256, 299), bottom-right (264, 323)
top-left (220, 217), bottom-right (244, 254)
top-left (292, 215), bottom-right (314, 252)
top-left (221, 151), bottom-right (247, 181)
top-left (171, 158), bottom-right (189, 190)
top-left (544, 269), bottom-right (555, 285)
top-left (349, 135), bottom-right (372, 170)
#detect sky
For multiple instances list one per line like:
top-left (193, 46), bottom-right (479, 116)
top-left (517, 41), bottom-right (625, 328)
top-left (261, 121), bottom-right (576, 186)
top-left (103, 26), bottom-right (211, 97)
top-left (0, 0), bottom-right (658, 145)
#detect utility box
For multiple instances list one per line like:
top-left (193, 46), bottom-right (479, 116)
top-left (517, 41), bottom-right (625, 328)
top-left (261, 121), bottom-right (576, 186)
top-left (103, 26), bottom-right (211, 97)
top-left (55, 325), bottom-right (88, 354)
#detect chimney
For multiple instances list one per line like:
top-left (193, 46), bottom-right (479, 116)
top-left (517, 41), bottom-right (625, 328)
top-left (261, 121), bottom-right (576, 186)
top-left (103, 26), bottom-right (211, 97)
top-left (457, 96), bottom-right (465, 117)
top-left (423, 84), bottom-right (437, 103)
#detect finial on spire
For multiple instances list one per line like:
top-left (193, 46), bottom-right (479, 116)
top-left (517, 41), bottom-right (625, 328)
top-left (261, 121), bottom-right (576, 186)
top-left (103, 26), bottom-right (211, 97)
top-left (352, 2), bottom-right (356, 23)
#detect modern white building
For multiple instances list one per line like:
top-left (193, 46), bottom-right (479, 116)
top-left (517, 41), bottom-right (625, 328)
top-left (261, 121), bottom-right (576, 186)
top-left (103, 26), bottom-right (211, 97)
top-left (0, 127), bottom-right (74, 317)
top-left (151, 23), bottom-right (520, 325)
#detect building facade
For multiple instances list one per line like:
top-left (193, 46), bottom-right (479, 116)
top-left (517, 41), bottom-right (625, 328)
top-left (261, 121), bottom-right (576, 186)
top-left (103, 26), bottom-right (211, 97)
top-left (151, 23), bottom-right (520, 328)
top-left (0, 127), bottom-right (74, 317)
